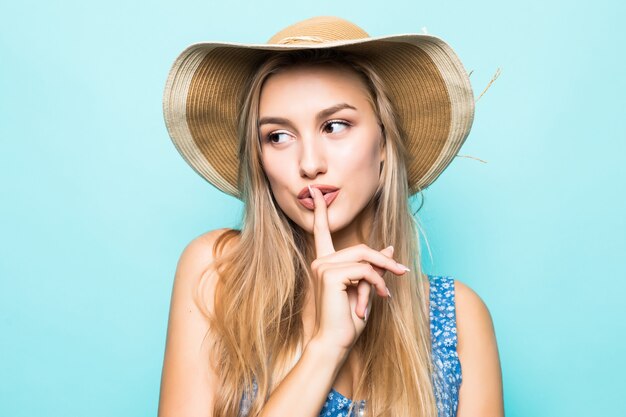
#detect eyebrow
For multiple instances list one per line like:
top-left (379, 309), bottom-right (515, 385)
top-left (258, 103), bottom-right (357, 127)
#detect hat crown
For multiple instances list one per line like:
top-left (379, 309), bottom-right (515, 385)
top-left (267, 16), bottom-right (370, 45)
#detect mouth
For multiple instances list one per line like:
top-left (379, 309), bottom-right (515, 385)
top-left (297, 184), bottom-right (340, 210)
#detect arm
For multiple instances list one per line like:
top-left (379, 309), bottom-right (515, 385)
top-left (455, 280), bottom-right (505, 417)
top-left (158, 229), bottom-right (227, 417)
top-left (157, 228), bottom-right (353, 417)
top-left (258, 339), bottom-right (350, 417)
top-left (158, 218), bottom-right (394, 417)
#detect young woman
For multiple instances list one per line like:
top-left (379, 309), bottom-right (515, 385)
top-left (159, 16), bottom-right (503, 417)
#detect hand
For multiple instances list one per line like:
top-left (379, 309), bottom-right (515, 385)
top-left (308, 186), bottom-right (409, 353)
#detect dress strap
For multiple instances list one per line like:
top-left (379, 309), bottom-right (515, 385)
top-left (427, 274), bottom-right (462, 417)
top-left (428, 275), bottom-right (459, 351)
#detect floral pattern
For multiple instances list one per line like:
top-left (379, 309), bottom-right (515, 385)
top-left (239, 275), bottom-right (462, 417)
top-left (319, 389), bottom-right (366, 417)
top-left (428, 275), bottom-right (462, 417)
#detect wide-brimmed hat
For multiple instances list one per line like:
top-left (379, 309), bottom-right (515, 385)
top-left (162, 16), bottom-right (475, 199)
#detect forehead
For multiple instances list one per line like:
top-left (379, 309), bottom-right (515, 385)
top-left (258, 64), bottom-right (374, 116)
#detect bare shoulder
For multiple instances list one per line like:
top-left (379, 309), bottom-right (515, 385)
top-left (180, 227), bottom-right (240, 277)
top-left (176, 228), bottom-right (240, 301)
top-left (421, 276), bottom-right (495, 330)
top-left (158, 228), bottom-right (240, 417)
top-left (454, 279), bottom-right (495, 348)
top-left (452, 279), bottom-right (504, 417)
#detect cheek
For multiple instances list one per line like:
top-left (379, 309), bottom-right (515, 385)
top-left (332, 139), bottom-right (381, 181)
top-left (261, 153), bottom-right (295, 202)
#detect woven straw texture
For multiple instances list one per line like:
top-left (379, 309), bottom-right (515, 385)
top-left (163, 16), bottom-right (474, 199)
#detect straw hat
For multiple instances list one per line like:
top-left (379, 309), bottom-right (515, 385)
top-left (162, 16), bottom-right (475, 199)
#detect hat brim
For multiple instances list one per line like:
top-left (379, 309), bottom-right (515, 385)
top-left (163, 33), bottom-right (474, 199)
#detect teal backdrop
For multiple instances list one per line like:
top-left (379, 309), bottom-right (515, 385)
top-left (1, 0), bottom-right (624, 416)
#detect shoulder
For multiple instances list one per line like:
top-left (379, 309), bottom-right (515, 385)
top-left (452, 279), bottom-right (496, 354)
top-left (158, 228), bottom-right (240, 417)
top-left (178, 227), bottom-right (240, 273)
top-left (174, 228), bottom-right (240, 303)
top-left (451, 278), bottom-right (505, 416)
top-left (166, 225), bottom-right (239, 343)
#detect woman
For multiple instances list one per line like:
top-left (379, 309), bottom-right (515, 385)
top-left (159, 16), bottom-right (503, 417)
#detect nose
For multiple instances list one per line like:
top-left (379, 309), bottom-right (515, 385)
top-left (299, 134), bottom-right (327, 179)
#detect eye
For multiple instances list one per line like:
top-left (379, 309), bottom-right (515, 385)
top-left (265, 131), bottom-right (293, 144)
top-left (322, 120), bottom-right (351, 135)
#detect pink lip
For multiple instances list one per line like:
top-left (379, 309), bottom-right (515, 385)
top-left (297, 185), bottom-right (340, 210)
top-left (297, 184), bottom-right (339, 199)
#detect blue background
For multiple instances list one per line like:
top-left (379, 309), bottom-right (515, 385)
top-left (1, 0), bottom-right (624, 416)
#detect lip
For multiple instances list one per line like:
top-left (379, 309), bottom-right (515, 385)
top-left (297, 184), bottom-right (340, 210)
top-left (297, 184), bottom-right (340, 199)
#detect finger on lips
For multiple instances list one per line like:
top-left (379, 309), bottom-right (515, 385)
top-left (310, 185), bottom-right (335, 257)
top-left (309, 184), bottom-right (395, 300)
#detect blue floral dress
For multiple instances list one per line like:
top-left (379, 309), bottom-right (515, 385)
top-left (239, 275), bottom-right (462, 417)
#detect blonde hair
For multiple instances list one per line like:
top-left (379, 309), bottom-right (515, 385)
top-left (201, 48), bottom-right (441, 417)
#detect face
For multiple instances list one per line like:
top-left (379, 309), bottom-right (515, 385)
top-left (258, 64), bottom-right (385, 237)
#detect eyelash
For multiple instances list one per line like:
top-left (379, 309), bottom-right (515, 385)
top-left (323, 119), bottom-right (352, 133)
top-left (264, 119), bottom-right (352, 144)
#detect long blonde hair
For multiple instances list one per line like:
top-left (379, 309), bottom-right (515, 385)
top-left (200, 48), bottom-right (440, 417)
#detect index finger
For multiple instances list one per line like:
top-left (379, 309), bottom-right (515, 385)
top-left (309, 185), bottom-right (335, 257)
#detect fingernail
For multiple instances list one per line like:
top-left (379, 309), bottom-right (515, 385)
top-left (364, 307), bottom-right (369, 321)
top-left (396, 263), bottom-right (410, 272)
top-left (385, 245), bottom-right (394, 254)
top-left (387, 288), bottom-right (392, 298)
top-left (308, 184), bottom-right (314, 197)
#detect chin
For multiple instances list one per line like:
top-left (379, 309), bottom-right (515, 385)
top-left (309, 209), bottom-right (354, 236)
top-left (327, 211), bottom-right (352, 233)
top-left (280, 198), bottom-right (361, 236)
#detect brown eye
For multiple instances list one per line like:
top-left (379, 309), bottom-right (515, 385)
top-left (322, 120), bottom-right (350, 134)
top-left (266, 131), bottom-right (292, 144)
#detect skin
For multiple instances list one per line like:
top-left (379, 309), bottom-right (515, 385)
top-left (157, 64), bottom-right (504, 417)
top-left (258, 64), bottom-right (385, 251)
top-left (257, 65), bottom-right (397, 402)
